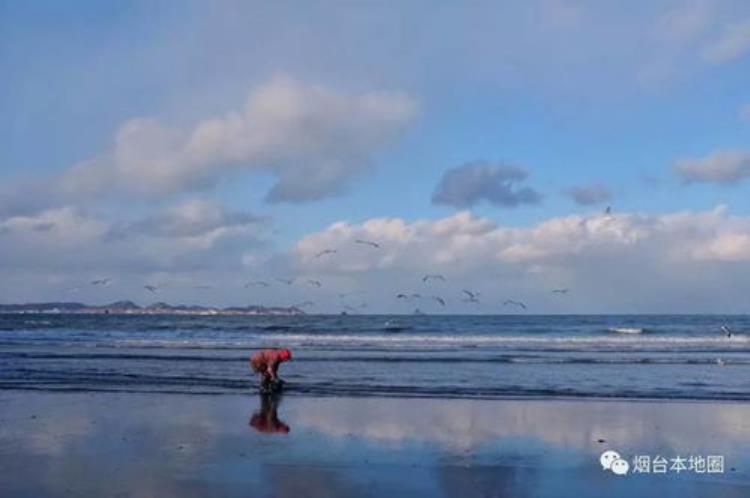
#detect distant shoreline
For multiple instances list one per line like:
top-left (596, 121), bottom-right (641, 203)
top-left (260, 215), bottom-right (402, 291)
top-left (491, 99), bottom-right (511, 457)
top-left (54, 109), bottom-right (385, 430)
top-left (0, 301), bottom-right (304, 316)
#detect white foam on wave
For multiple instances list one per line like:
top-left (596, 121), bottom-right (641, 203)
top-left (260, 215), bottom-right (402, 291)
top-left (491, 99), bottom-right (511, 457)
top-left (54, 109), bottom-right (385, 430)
top-left (114, 332), bottom-right (750, 349)
top-left (608, 327), bottom-right (644, 334)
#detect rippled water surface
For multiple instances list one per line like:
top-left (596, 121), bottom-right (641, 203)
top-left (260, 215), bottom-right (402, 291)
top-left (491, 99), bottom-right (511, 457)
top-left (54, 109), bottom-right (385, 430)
top-left (1, 314), bottom-right (749, 399)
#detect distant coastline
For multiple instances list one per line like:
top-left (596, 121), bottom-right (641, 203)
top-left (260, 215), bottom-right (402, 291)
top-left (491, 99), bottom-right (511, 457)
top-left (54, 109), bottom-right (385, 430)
top-left (0, 301), bottom-right (304, 316)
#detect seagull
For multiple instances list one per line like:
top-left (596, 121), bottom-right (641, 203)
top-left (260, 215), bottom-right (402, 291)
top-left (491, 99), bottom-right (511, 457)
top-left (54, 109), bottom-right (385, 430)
top-left (432, 296), bottom-right (446, 307)
top-left (144, 285), bottom-right (159, 294)
top-left (276, 278), bottom-right (295, 285)
top-left (422, 274), bottom-right (446, 282)
top-left (461, 289), bottom-right (481, 303)
top-left (315, 249), bottom-right (338, 258)
top-left (605, 206), bottom-right (612, 215)
top-left (721, 325), bottom-right (733, 339)
top-left (244, 280), bottom-right (270, 288)
top-left (551, 288), bottom-right (569, 294)
top-left (503, 299), bottom-right (527, 310)
top-left (91, 278), bottom-right (111, 286)
top-left (193, 285), bottom-right (212, 290)
top-left (294, 301), bottom-right (315, 308)
top-left (396, 293), bottom-right (422, 301)
top-left (355, 239), bottom-right (381, 249)
top-left (306, 279), bottom-right (322, 288)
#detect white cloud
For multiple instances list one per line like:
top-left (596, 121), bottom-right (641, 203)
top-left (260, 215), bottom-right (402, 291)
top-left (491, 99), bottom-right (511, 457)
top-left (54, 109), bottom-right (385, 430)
top-left (641, 4), bottom-right (750, 81)
top-left (0, 200), bottom-right (265, 278)
top-left (293, 397), bottom-right (750, 453)
top-left (116, 199), bottom-right (262, 240)
top-left (702, 18), bottom-right (750, 63)
top-left (5, 204), bottom-right (750, 312)
top-left (61, 77), bottom-right (417, 203)
top-left (291, 206), bottom-right (750, 312)
top-left (0, 207), bottom-right (109, 255)
top-left (674, 149), bottom-right (750, 185)
top-left (296, 206), bottom-right (750, 272)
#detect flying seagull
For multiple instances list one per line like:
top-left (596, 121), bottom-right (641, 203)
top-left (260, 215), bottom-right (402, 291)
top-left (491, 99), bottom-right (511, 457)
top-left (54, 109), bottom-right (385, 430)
top-left (551, 288), bottom-right (569, 294)
top-left (432, 296), bottom-right (446, 307)
top-left (605, 206), bottom-right (612, 215)
top-left (193, 285), bottom-right (213, 290)
top-left (306, 279), bottom-right (322, 288)
top-left (422, 274), bottom-right (446, 282)
top-left (294, 301), bottom-right (315, 308)
top-left (503, 299), bottom-right (527, 310)
top-left (315, 249), bottom-right (338, 258)
top-left (461, 289), bottom-right (481, 303)
top-left (396, 293), bottom-right (422, 301)
top-left (91, 278), bottom-right (112, 286)
top-left (276, 278), bottom-right (295, 285)
top-left (144, 285), bottom-right (159, 294)
top-left (355, 239), bottom-right (381, 249)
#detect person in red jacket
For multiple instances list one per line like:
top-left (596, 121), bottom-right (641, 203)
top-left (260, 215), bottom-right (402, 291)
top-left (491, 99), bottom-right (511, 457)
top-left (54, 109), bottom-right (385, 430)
top-left (250, 348), bottom-right (292, 393)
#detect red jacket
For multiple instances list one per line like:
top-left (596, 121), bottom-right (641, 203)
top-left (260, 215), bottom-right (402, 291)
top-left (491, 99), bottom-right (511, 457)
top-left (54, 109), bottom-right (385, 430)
top-left (250, 349), bottom-right (284, 377)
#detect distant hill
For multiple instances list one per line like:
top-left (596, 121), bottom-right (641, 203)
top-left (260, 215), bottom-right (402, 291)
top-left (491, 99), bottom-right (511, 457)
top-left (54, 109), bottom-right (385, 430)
top-left (0, 301), bottom-right (304, 316)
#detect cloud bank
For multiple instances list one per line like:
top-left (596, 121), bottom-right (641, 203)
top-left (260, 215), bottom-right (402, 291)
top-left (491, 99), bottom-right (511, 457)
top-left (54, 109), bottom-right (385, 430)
top-left (61, 77), bottom-right (417, 203)
top-left (4, 202), bottom-right (750, 311)
top-left (292, 205), bottom-right (750, 312)
top-left (674, 150), bottom-right (750, 185)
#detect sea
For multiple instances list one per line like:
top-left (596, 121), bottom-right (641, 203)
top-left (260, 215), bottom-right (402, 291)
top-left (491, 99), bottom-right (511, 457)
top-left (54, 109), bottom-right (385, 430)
top-left (1, 314), bottom-right (748, 400)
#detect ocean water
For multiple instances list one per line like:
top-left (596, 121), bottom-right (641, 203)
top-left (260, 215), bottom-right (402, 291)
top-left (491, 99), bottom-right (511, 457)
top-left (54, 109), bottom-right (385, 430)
top-left (1, 314), bottom-right (749, 400)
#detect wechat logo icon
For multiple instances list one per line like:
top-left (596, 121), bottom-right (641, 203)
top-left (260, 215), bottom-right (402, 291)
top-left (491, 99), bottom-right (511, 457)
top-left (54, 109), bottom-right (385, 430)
top-left (600, 450), bottom-right (629, 476)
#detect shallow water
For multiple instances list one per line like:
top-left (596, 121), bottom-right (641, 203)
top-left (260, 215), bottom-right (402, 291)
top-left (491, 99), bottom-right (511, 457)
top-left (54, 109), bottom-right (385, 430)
top-left (1, 314), bottom-right (749, 399)
top-left (0, 392), bottom-right (748, 497)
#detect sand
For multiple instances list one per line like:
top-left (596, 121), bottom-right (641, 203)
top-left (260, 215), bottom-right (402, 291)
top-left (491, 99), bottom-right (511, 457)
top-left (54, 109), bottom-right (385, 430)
top-left (1, 392), bottom-right (749, 497)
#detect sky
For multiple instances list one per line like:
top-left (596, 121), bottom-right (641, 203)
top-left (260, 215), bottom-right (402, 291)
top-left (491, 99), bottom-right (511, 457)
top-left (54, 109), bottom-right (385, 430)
top-left (1, 0), bottom-right (750, 313)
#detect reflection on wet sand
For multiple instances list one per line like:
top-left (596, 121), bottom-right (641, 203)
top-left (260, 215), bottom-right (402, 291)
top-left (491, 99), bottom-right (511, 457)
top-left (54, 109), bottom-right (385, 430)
top-left (289, 397), bottom-right (750, 454)
top-left (249, 394), bottom-right (290, 434)
top-left (0, 392), bottom-right (748, 497)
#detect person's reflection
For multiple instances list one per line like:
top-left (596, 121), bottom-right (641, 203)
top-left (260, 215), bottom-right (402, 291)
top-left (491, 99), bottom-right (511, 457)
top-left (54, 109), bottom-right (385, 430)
top-left (249, 394), bottom-right (290, 434)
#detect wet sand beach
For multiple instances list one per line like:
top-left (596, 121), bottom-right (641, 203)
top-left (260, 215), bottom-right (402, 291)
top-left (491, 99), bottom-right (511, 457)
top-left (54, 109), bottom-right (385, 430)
top-left (1, 392), bottom-right (748, 497)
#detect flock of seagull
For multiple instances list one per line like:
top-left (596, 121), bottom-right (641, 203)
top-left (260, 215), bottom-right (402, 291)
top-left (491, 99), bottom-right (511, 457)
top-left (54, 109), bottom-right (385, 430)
top-left (71, 237), bottom-right (571, 314)
top-left (69, 205), bottom-right (621, 310)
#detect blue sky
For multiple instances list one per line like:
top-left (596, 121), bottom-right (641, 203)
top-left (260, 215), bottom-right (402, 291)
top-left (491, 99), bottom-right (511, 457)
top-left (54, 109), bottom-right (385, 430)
top-left (2, 1), bottom-right (750, 312)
